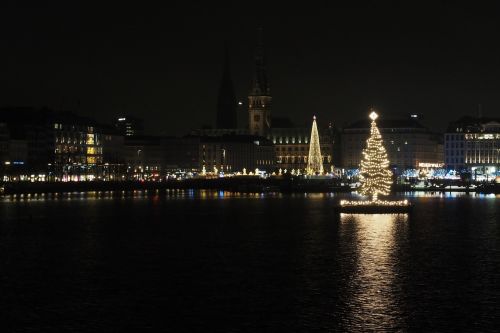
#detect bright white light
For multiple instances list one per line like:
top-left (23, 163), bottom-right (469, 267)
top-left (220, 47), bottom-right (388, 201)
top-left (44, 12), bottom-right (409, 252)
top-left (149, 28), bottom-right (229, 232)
top-left (369, 111), bottom-right (378, 121)
top-left (418, 162), bottom-right (444, 168)
top-left (118, 118), bottom-right (126, 121)
top-left (340, 199), bottom-right (409, 207)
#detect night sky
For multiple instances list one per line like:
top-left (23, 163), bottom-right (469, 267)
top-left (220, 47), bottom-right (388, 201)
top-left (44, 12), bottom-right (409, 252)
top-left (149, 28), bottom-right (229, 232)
top-left (1, 2), bottom-right (499, 135)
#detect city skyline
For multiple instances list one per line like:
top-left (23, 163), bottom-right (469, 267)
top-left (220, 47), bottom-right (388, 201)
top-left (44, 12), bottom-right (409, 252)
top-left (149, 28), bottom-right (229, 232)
top-left (1, 3), bottom-right (500, 136)
top-left (1, 4), bottom-right (500, 331)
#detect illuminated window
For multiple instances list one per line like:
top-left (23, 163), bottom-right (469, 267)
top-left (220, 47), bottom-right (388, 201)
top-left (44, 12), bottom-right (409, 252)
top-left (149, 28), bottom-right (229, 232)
top-left (86, 134), bottom-right (95, 145)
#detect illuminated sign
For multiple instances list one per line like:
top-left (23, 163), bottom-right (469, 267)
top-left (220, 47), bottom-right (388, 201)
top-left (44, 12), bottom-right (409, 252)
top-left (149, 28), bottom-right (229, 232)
top-left (465, 133), bottom-right (500, 140)
top-left (418, 162), bottom-right (444, 168)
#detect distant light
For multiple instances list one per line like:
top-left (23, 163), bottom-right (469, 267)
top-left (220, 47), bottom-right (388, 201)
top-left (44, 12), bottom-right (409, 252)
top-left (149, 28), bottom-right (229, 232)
top-left (4, 161), bottom-right (11, 165)
top-left (418, 162), bottom-right (444, 168)
top-left (369, 111), bottom-right (378, 121)
top-left (118, 117), bottom-right (126, 121)
top-left (238, 101), bottom-right (243, 105)
top-left (410, 114), bottom-right (418, 118)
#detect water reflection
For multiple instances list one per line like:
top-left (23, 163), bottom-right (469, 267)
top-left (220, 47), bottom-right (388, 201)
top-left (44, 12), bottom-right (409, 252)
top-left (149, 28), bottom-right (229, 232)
top-left (1, 189), bottom-right (498, 203)
top-left (0, 189), bottom-right (288, 202)
top-left (340, 213), bottom-right (409, 330)
top-left (403, 191), bottom-right (500, 199)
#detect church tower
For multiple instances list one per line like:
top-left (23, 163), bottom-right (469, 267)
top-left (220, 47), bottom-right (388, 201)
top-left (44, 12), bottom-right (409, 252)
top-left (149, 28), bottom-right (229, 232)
top-left (216, 44), bottom-right (237, 129)
top-left (248, 29), bottom-right (272, 136)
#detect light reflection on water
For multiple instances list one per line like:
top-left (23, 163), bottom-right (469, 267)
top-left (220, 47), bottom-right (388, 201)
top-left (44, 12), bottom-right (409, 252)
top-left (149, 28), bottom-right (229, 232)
top-left (402, 191), bottom-right (498, 198)
top-left (1, 189), bottom-right (498, 203)
top-left (0, 190), bottom-right (498, 331)
top-left (0, 189), bottom-right (286, 202)
top-left (340, 213), bottom-right (409, 330)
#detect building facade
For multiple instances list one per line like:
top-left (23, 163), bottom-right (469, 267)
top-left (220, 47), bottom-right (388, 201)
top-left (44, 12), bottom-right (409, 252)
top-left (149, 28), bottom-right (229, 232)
top-left (199, 135), bottom-right (276, 173)
top-left (162, 136), bottom-right (200, 172)
top-left (267, 124), bottom-right (335, 173)
top-left (0, 108), bottom-right (55, 174)
top-left (0, 123), bottom-right (29, 180)
top-left (445, 116), bottom-right (500, 177)
top-left (53, 114), bottom-right (103, 181)
top-left (341, 116), bottom-right (443, 170)
top-left (101, 126), bottom-right (127, 180)
top-left (123, 136), bottom-right (164, 180)
top-left (115, 116), bottom-right (144, 137)
top-left (0, 107), bottom-right (105, 181)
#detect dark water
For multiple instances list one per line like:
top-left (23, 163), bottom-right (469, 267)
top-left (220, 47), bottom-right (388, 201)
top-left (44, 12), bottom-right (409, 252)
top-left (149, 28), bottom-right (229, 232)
top-left (1, 191), bottom-right (499, 332)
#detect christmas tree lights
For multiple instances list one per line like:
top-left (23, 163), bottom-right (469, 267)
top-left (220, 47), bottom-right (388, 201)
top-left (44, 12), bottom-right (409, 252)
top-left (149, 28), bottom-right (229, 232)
top-left (340, 110), bottom-right (410, 210)
top-left (358, 111), bottom-right (393, 201)
top-left (307, 116), bottom-right (324, 175)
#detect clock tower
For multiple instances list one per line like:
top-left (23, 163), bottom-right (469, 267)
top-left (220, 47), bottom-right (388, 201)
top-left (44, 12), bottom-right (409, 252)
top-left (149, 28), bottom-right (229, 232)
top-left (248, 29), bottom-right (271, 136)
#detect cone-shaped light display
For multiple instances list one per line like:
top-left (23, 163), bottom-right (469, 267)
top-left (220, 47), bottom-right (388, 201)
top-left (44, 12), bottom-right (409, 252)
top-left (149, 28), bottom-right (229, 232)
top-left (307, 116), bottom-right (324, 175)
top-left (358, 111), bottom-right (393, 201)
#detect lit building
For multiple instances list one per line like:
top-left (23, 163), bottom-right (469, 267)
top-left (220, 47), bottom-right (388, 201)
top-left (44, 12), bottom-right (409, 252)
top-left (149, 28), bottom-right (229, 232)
top-left (123, 135), bottom-right (164, 180)
top-left (204, 33), bottom-right (341, 174)
top-left (101, 125), bottom-right (127, 180)
top-left (341, 116), bottom-right (443, 170)
top-left (115, 116), bottom-right (144, 137)
top-left (246, 32), bottom-right (336, 172)
top-left (0, 107), bottom-right (104, 181)
top-left (0, 107), bottom-right (54, 175)
top-left (52, 113), bottom-right (103, 181)
top-left (0, 123), bottom-right (29, 180)
top-left (445, 116), bottom-right (500, 177)
top-left (267, 123), bottom-right (335, 173)
top-left (198, 135), bottom-right (276, 173)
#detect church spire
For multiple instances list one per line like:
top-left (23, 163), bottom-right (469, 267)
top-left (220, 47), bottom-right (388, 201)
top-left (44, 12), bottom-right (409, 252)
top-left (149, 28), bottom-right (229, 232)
top-left (216, 42), bottom-right (237, 129)
top-left (250, 27), bottom-right (270, 96)
top-left (248, 28), bottom-right (272, 136)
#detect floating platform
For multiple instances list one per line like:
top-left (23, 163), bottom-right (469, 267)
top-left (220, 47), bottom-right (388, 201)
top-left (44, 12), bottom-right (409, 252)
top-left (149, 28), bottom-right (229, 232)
top-left (336, 200), bottom-right (413, 214)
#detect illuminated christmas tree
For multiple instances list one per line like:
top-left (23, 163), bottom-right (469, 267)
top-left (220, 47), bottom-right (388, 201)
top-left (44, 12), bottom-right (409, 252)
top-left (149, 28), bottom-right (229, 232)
top-left (359, 111), bottom-right (393, 201)
top-left (307, 116), bottom-right (324, 175)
